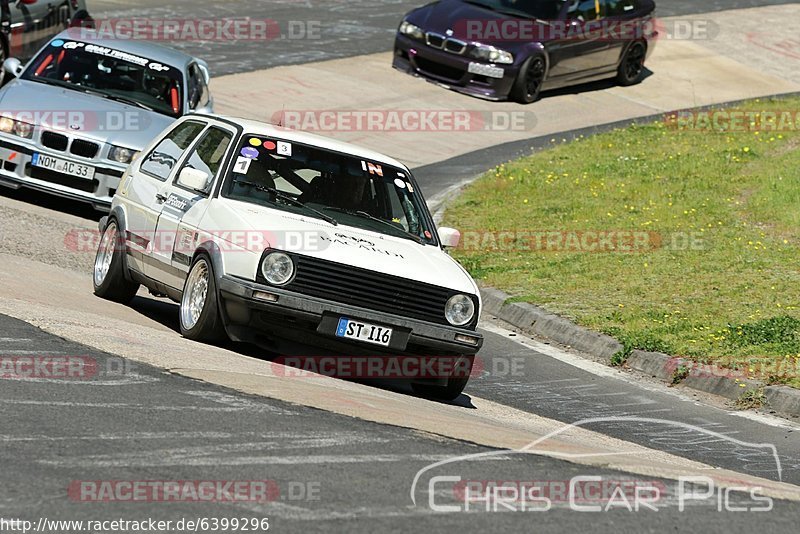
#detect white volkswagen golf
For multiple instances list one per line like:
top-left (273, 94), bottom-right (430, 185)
top-left (93, 114), bottom-right (483, 400)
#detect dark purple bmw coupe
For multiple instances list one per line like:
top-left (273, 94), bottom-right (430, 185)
top-left (393, 0), bottom-right (658, 103)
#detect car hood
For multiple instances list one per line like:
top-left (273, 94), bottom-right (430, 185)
top-left (407, 0), bottom-right (549, 50)
top-left (204, 198), bottom-right (479, 296)
top-left (0, 79), bottom-right (175, 149)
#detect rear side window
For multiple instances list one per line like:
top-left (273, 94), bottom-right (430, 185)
top-left (140, 121), bottom-right (206, 181)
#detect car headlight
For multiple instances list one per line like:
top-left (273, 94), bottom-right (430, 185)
top-left (261, 252), bottom-right (295, 286)
top-left (109, 146), bottom-right (138, 164)
top-left (399, 20), bottom-right (425, 41)
top-left (0, 117), bottom-right (34, 139)
top-left (445, 294), bottom-right (476, 327)
top-left (469, 44), bottom-right (514, 64)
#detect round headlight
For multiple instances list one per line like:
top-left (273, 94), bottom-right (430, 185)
top-left (109, 146), bottom-right (136, 164)
top-left (445, 294), bottom-right (476, 326)
top-left (14, 121), bottom-right (34, 139)
top-left (399, 20), bottom-right (425, 41)
top-left (261, 252), bottom-right (295, 286)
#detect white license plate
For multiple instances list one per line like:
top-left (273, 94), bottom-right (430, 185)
top-left (32, 153), bottom-right (96, 180)
top-left (336, 317), bottom-right (393, 347)
top-left (467, 62), bottom-right (505, 79)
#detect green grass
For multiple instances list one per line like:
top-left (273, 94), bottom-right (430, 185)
top-left (444, 97), bottom-right (800, 387)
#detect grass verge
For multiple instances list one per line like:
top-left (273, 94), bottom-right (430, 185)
top-left (445, 97), bottom-right (800, 388)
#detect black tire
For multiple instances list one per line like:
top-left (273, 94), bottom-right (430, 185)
top-left (616, 41), bottom-right (647, 86)
top-left (411, 355), bottom-right (473, 401)
top-left (93, 220), bottom-right (140, 304)
top-left (509, 55), bottom-right (546, 104)
top-left (179, 254), bottom-right (226, 342)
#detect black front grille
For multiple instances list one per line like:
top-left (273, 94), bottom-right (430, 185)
top-left (27, 165), bottom-right (98, 193)
top-left (444, 39), bottom-right (467, 54)
top-left (426, 33), bottom-right (445, 48)
top-left (414, 57), bottom-right (464, 82)
top-left (41, 131), bottom-right (68, 151)
top-left (271, 254), bottom-right (474, 327)
top-left (70, 139), bottom-right (100, 159)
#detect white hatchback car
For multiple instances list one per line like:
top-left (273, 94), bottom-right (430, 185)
top-left (93, 114), bottom-right (483, 400)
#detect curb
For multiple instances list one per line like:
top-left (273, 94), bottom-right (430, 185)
top-left (480, 287), bottom-right (800, 418)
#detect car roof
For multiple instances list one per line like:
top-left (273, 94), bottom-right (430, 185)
top-left (52, 29), bottom-right (199, 69)
top-left (206, 114), bottom-right (410, 171)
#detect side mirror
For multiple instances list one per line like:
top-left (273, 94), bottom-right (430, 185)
top-left (3, 58), bottom-right (23, 78)
top-left (178, 167), bottom-right (211, 192)
top-left (438, 227), bottom-right (461, 248)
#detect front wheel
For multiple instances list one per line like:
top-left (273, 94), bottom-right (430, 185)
top-left (179, 254), bottom-right (226, 342)
top-left (509, 56), bottom-right (546, 104)
top-left (411, 355), bottom-right (474, 401)
top-left (93, 220), bottom-right (140, 303)
top-left (616, 41), bottom-right (647, 86)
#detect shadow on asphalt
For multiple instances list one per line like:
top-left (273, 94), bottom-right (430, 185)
top-left (0, 186), bottom-right (105, 222)
top-left (126, 293), bottom-right (478, 408)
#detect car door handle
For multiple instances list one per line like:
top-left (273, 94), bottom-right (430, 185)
top-left (155, 193), bottom-right (168, 204)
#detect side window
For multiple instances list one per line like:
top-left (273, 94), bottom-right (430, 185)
top-left (176, 127), bottom-right (233, 193)
top-left (140, 121), bottom-right (206, 181)
top-left (605, 0), bottom-right (636, 16)
top-left (187, 64), bottom-right (210, 110)
top-left (567, 0), bottom-right (600, 21)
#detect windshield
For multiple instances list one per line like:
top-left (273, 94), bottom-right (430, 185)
top-left (21, 40), bottom-right (184, 118)
top-left (223, 135), bottom-right (437, 245)
top-left (464, 0), bottom-right (566, 19)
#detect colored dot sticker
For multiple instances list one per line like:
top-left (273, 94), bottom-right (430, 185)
top-left (241, 147), bottom-right (259, 159)
top-left (248, 138), bottom-right (262, 147)
top-left (424, 231), bottom-right (433, 239)
top-left (263, 141), bottom-right (277, 150)
top-left (51, 39), bottom-right (65, 48)
top-left (394, 178), bottom-right (406, 189)
top-left (406, 182), bottom-right (414, 193)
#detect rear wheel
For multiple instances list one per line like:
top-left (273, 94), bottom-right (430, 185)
top-left (180, 254), bottom-right (226, 342)
top-left (411, 355), bottom-right (474, 401)
top-left (93, 220), bottom-right (140, 304)
top-left (617, 41), bottom-right (646, 86)
top-left (509, 56), bottom-right (546, 104)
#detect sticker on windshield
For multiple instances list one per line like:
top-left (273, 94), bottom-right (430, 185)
top-left (263, 140), bottom-right (277, 151)
top-left (234, 156), bottom-right (252, 174)
top-left (241, 147), bottom-right (259, 159)
top-left (362, 161), bottom-right (383, 177)
top-left (277, 141), bottom-right (292, 157)
top-left (51, 39), bottom-right (65, 48)
top-left (248, 138), bottom-right (262, 147)
top-left (75, 42), bottom-right (171, 71)
top-left (406, 182), bottom-right (414, 193)
top-left (394, 178), bottom-right (406, 189)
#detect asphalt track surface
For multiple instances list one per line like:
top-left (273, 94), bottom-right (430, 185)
top-left (1, 0), bottom-right (799, 531)
top-left (3, 313), bottom-right (800, 531)
top-left (91, 0), bottom-right (800, 75)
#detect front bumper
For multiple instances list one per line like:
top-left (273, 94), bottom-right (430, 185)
top-left (0, 136), bottom-right (126, 211)
top-left (218, 275), bottom-right (484, 357)
top-left (393, 34), bottom-right (519, 101)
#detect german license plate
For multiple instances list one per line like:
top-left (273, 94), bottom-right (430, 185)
top-left (336, 317), bottom-right (393, 347)
top-left (32, 153), bottom-right (96, 180)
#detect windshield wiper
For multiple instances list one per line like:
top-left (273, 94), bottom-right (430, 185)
top-left (324, 207), bottom-right (424, 244)
top-left (236, 181), bottom-right (338, 226)
top-left (462, 0), bottom-right (549, 23)
top-left (99, 93), bottom-right (154, 111)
